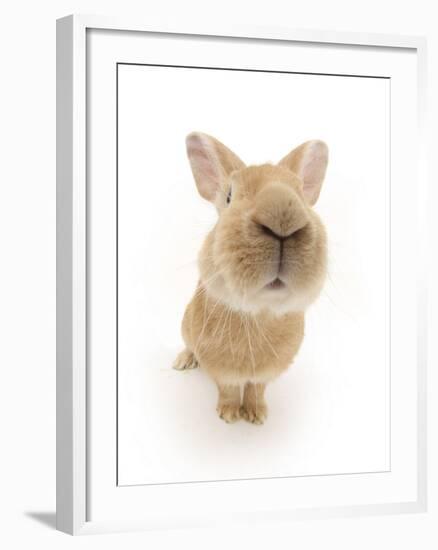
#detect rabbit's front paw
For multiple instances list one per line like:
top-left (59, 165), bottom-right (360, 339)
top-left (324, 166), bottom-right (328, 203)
top-left (240, 402), bottom-right (267, 425)
top-left (241, 383), bottom-right (267, 424)
top-left (217, 403), bottom-right (241, 423)
top-left (172, 349), bottom-right (199, 371)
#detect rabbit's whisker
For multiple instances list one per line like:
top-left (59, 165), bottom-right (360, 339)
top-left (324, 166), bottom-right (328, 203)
top-left (193, 294), bottom-right (222, 357)
top-left (252, 313), bottom-right (279, 360)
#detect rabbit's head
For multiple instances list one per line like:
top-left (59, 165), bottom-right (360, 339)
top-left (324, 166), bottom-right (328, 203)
top-left (186, 132), bottom-right (328, 315)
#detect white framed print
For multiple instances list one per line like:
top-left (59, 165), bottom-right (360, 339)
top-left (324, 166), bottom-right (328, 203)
top-left (56, 14), bottom-right (428, 535)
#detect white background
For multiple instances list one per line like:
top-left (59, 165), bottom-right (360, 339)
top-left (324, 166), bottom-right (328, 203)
top-left (0, 1), bottom-right (436, 549)
top-left (117, 65), bottom-right (389, 485)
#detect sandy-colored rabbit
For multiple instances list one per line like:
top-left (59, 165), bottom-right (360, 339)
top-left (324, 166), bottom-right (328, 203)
top-left (173, 132), bottom-right (328, 424)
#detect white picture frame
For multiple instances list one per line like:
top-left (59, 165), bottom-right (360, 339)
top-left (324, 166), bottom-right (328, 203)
top-left (56, 14), bottom-right (428, 535)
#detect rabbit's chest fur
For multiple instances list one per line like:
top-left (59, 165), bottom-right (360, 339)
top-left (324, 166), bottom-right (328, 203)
top-left (182, 289), bottom-right (304, 385)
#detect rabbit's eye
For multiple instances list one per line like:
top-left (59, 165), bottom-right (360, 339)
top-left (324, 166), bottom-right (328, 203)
top-left (226, 188), bottom-right (232, 205)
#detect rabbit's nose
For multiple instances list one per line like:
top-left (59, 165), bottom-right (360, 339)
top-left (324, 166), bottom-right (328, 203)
top-left (253, 182), bottom-right (301, 238)
top-left (258, 223), bottom-right (295, 241)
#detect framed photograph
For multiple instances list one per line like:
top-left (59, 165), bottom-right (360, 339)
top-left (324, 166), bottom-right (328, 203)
top-left (56, 14), bottom-right (427, 535)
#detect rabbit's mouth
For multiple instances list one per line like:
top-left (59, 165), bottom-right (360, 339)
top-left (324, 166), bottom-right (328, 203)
top-left (265, 277), bottom-right (286, 290)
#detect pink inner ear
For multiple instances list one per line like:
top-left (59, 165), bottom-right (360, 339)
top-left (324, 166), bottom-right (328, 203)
top-left (302, 158), bottom-right (324, 203)
top-left (186, 134), bottom-right (221, 201)
top-left (191, 150), bottom-right (218, 181)
top-left (300, 143), bottom-right (328, 205)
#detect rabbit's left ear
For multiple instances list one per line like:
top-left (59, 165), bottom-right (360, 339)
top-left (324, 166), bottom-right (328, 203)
top-left (279, 140), bottom-right (328, 205)
top-left (186, 132), bottom-right (245, 202)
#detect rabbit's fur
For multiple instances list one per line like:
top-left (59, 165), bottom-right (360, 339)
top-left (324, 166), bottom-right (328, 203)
top-left (174, 133), bottom-right (328, 424)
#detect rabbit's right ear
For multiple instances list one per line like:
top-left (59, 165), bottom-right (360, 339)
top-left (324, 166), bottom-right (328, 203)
top-left (186, 132), bottom-right (245, 202)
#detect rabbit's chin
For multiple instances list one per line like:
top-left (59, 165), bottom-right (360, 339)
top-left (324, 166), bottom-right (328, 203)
top-left (203, 273), bottom-right (324, 316)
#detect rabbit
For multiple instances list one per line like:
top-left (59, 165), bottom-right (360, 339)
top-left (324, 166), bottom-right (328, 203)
top-left (173, 132), bottom-right (328, 425)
